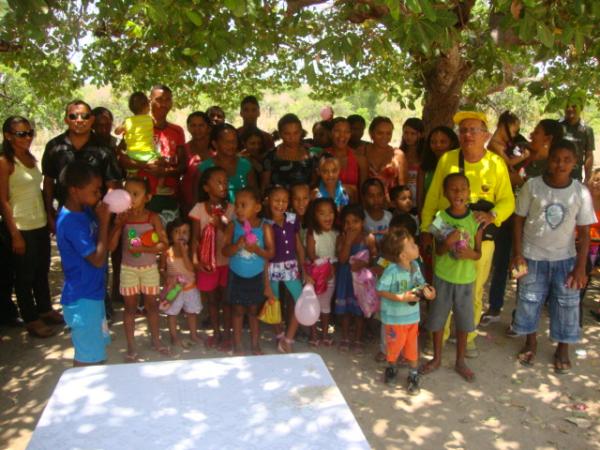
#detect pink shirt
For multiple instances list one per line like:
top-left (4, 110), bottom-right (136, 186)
top-left (189, 202), bottom-right (235, 267)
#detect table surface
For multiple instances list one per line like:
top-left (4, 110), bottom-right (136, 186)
top-left (27, 353), bottom-right (369, 450)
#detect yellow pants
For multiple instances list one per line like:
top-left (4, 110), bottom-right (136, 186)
top-left (442, 240), bottom-right (495, 345)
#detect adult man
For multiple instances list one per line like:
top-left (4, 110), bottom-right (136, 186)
top-left (560, 93), bottom-right (594, 182)
top-left (42, 100), bottom-right (122, 233)
top-left (421, 111), bottom-right (515, 358)
top-left (236, 95), bottom-right (274, 150)
top-left (347, 114), bottom-right (370, 151)
top-left (118, 85), bottom-right (186, 225)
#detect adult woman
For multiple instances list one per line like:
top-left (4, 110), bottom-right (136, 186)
top-left (0, 116), bottom-right (63, 337)
top-left (417, 126), bottom-right (459, 209)
top-left (400, 117), bottom-right (425, 202)
top-left (363, 116), bottom-right (407, 196)
top-left (325, 117), bottom-right (368, 196)
top-left (262, 114), bottom-right (316, 191)
top-left (198, 123), bottom-right (256, 203)
top-left (181, 111), bottom-right (213, 213)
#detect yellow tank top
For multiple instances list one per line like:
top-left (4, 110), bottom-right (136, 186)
top-left (124, 115), bottom-right (158, 161)
top-left (9, 158), bottom-right (47, 230)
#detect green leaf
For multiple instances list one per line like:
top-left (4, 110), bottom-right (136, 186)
top-left (419, 0), bottom-right (436, 22)
top-left (185, 9), bottom-right (203, 26)
top-left (224, 0), bottom-right (246, 18)
top-left (537, 24), bottom-right (554, 48)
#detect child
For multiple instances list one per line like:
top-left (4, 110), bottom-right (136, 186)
top-left (487, 111), bottom-right (529, 170)
top-left (291, 182), bottom-right (311, 246)
top-left (377, 229), bottom-right (435, 394)
top-left (335, 204), bottom-right (378, 352)
top-left (240, 127), bottom-right (268, 179)
top-left (109, 177), bottom-right (169, 361)
top-left (312, 153), bottom-right (354, 209)
top-left (399, 118), bottom-right (425, 202)
top-left (587, 168), bottom-right (600, 321)
top-left (115, 92), bottom-right (165, 194)
top-left (56, 161), bottom-right (111, 366)
top-left (512, 140), bottom-right (595, 373)
top-left (263, 186), bottom-right (309, 353)
top-left (159, 218), bottom-right (202, 348)
top-left (362, 178), bottom-right (392, 242)
top-left (421, 173), bottom-right (482, 382)
top-left (306, 198), bottom-right (339, 347)
top-left (189, 166), bottom-right (235, 351)
top-left (222, 188), bottom-right (275, 355)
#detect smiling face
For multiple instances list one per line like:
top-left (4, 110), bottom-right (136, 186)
top-left (4, 120), bottom-right (34, 153)
top-left (370, 122), bottom-right (393, 147)
top-left (268, 188), bottom-right (289, 219)
top-left (444, 175), bottom-right (470, 212)
top-left (331, 121), bottom-right (351, 149)
top-left (315, 201), bottom-right (335, 232)
top-left (65, 103), bottom-right (94, 137)
top-left (125, 180), bottom-right (150, 210)
top-left (187, 115), bottom-right (210, 140)
top-left (213, 129), bottom-right (239, 158)
top-left (150, 88), bottom-right (173, 121)
top-left (565, 103), bottom-right (581, 125)
top-left (529, 124), bottom-right (551, 155)
top-left (291, 184), bottom-right (310, 217)
top-left (319, 158), bottom-right (341, 187)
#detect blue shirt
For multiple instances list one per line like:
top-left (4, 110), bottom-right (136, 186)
top-left (56, 206), bottom-right (106, 304)
top-left (229, 219), bottom-right (265, 278)
top-left (376, 261), bottom-right (424, 325)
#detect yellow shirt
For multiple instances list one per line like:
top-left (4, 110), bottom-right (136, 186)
top-left (421, 149), bottom-right (515, 232)
top-left (124, 115), bottom-right (158, 162)
top-left (9, 159), bottom-right (47, 231)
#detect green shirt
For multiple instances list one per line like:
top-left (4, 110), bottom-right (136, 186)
top-left (431, 209), bottom-right (479, 284)
top-left (376, 261), bottom-right (424, 325)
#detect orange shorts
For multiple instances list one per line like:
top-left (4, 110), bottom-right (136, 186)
top-left (385, 323), bottom-right (418, 363)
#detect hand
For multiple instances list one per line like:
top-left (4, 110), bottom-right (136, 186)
top-left (423, 285), bottom-right (436, 300)
top-left (303, 273), bottom-right (315, 285)
top-left (245, 242), bottom-right (261, 254)
top-left (11, 232), bottom-right (26, 255)
top-left (454, 246), bottom-right (475, 260)
top-left (566, 266), bottom-right (588, 290)
top-left (511, 255), bottom-right (528, 279)
top-left (95, 201), bottom-right (111, 225)
top-left (473, 211), bottom-right (495, 227)
top-left (444, 230), bottom-right (461, 248)
top-left (369, 265), bottom-right (384, 278)
top-left (236, 235), bottom-right (247, 250)
top-left (264, 285), bottom-right (275, 300)
top-left (343, 228), bottom-right (361, 244)
top-left (114, 211), bottom-right (129, 227)
top-left (350, 259), bottom-right (367, 272)
top-left (402, 291), bottom-right (418, 302)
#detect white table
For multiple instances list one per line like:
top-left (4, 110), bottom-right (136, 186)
top-left (27, 353), bottom-right (369, 450)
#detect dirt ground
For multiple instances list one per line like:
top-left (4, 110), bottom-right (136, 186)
top-left (1, 245), bottom-right (600, 450)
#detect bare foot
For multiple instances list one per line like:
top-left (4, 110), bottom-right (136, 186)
top-left (419, 359), bottom-right (441, 375)
top-left (152, 342), bottom-right (171, 356)
top-left (455, 363), bottom-right (475, 382)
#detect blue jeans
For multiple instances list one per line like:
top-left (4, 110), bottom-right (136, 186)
top-left (513, 258), bottom-right (580, 343)
top-left (488, 218), bottom-right (512, 312)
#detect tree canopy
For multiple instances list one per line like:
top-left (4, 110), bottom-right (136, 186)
top-left (1, 1), bottom-right (599, 128)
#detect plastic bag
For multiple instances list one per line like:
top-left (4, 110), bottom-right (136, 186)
top-left (198, 223), bottom-right (216, 272)
top-left (306, 259), bottom-right (333, 295)
top-left (350, 249), bottom-right (380, 318)
top-left (259, 297), bottom-right (282, 324)
top-left (295, 284), bottom-right (320, 326)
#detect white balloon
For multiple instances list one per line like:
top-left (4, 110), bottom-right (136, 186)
top-left (295, 284), bottom-right (320, 326)
top-left (103, 189), bottom-right (131, 213)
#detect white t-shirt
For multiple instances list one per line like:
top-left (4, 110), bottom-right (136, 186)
top-left (365, 210), bottom-right (392, 242)
top-left (515, 176), bottom-right (596, 261)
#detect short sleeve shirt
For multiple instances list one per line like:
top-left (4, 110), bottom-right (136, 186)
top-left (154, 123), bottom-right (186, 196)
top-left (198, 157), bottom-right (252, 204)
top-left (188, 202), bottom-right (235, 267)
top-left (56, 206), bottom-right (106, 304)
top-left (266, 212), bottom-right (299, 263)
top-left (560, 119), bottom-right (595, 181)
top-left (365, 210), bottom-right (392, 242)
top-left (516, 176), bottom-right (597, 261)
top-left (376, 261), bottom-right (424, 325)
top-left (124, 115), bottom-right (156, 159)
top-left (42, 132), bottom-right (122, 204)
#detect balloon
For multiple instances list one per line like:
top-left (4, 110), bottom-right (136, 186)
top-left (320, 106), bottom-right (333, 121)
top-left (295, 284), bottom-right (320, 326)
top-left (103, 189), bottom-right (131, 213)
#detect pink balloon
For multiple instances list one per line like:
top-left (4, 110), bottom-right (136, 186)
top-left (295, 284), bottom-right (320, 326)
top-left (103, 189), bottom-right (131, 213)
top-left (320, 106), bottom-right (333, 121)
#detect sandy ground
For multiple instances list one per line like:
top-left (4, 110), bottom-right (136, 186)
top-left (1, 245), bottom-right (600, 450)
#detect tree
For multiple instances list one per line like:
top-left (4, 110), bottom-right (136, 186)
top-left (1, 1), bottom-right (600, 129)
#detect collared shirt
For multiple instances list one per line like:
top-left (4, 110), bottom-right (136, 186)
top-left (42, 131), bottom-right (122, 204)
top-left (560, 118), bottom-right (595, 181)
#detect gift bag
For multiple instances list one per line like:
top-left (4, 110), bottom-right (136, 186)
top-left (198, 223), bottom-right (216, 272)
top-left (350, 249), bottom-right (380, 318)
top-left (295, 284), bottom-right (320, 326)
top-left (259, 297), bottom-right (282, 324)
top-left (306, 259), bottom-right (333, 295)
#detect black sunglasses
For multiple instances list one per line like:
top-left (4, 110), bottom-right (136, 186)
top-left (12, 130), bottom-right (35, 138)
top-left (68, 113), bottom-right (92, 120)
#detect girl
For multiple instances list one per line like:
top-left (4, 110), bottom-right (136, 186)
top-left (325, 117), bottom-right (368, 193)
top-left (180, 111), bottom-right (213, 215)
top-left (307, 198), bottom-right (339, 346)
top-left (263, 186), bottom-right (309, 353)
top-left (488, 111), bottom-right (528, 170)
top-left (239, 127), bottom-right (268, 179)
top-left (335, 204), bottom-right (377, 352)
top-left (0, 116), bottom-right (62, 338)
top-left (400, 117), bottom-right (425, 202)
top-left (262, 114), bottom-right (316, 191)
top-left (291, 182), bottom-right (311, 246)
top-left (312, 154), bottom-right (354, 209)
top-left (189, 166), bottom-right (235, 351)
top-left (364, 116), bottom-right (407, 198)
top-left (587, 169), bottom-right (600, 321)
top-left (512, 140), bottom-right (595, 373)
top-left (198, 123), bottom-right (256, 204)
top-left (160, 218), bottom-right (202, 348)
top-left (222, 188), bottom-right (275, 355)
top-left (109, 177), bottom-right (169, 360)
top-left (362, 178), bottom-right (392, 242)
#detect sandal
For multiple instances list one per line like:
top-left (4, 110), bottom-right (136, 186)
top-left (338, 339), bottom-right (350, 352)
top-left (517, 350), bottom-right (536, 367)
top-left (419, 360), bottom-right (441, 376)
top-left (277, 337), bottom-right (294, 353)
top-left (25, 320), bottom-right (56, 338)
top-left (553, 353), bottom-right (571, 374)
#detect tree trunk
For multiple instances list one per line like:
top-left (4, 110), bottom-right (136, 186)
top-left (421, 44), bottom-right (472, 132)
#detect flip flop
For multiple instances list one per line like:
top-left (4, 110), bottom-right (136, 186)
top-left (553, 353), bottom-right (571, 374)
top-left (517, 350), bottom-right (536, 367)
top-left (455, 364), bottom-right (475, 382)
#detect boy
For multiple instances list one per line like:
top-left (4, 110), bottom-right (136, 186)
top-left (377, 229), bottom-right (435, 395)
top-left (56, 161), bottom-right (111, 366)
top-left (237, 95), bottom-right (274, 150)
top-left (421, 172), bottom-right (482, 382)
top-left (390, 184), bottom-right (419, 233)
top-left (512, 139), bottom-right (596, 373)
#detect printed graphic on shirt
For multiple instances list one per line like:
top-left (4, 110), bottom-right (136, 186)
top-left (545, 203), bottom-right (566, 229)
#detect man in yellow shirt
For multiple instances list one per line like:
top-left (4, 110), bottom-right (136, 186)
top-left (421, 111), bottom-right (515, 357)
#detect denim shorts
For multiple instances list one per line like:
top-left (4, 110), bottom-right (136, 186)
top-left (513, 257), bottom-right (580, 343)
top-left (63, 298), bottom-right (111, 363)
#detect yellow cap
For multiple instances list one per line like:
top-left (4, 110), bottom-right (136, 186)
top-left (453, 111), bottom-right (489, 129)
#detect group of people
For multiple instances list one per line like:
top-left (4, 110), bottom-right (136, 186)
top-left (0, 84), bottom-right (597, 395)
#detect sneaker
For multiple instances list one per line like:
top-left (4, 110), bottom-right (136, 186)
top-left (479, 310), bottom-right (501, 327)
top-left (384, 366), bottom-right (397, 384)
top-left (465, 342), bottom-right (479, 359)
top-left (407, 374), bottom-right (421, 395)
top-left (505, 325), bottom-right (519, 338)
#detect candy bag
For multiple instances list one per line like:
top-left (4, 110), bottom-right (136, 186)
top-left (350, 249), bottom-right (379, 318)
top-left (259, 297), bottom-right (282, 324)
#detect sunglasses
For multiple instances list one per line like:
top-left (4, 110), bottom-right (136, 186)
top-left (67, 113), bottom-right (92, 120)
top-left (11, 130), bottom-right (35, 138)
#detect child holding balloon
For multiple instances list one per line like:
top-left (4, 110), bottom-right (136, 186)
top-left (109, 177), bottom-right (169, 361)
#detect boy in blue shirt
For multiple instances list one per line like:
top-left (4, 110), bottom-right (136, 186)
top-left (56, 161), bottom-right (111, 366)
top-left (377, 229), bottom-right (435, 395)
